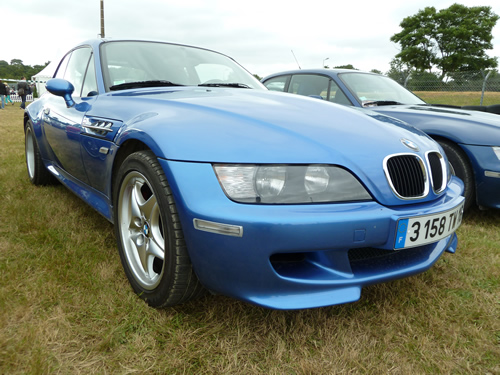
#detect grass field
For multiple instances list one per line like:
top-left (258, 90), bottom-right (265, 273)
top-left (0, 100), bottom-right (499, 374)
top-left (415, 91), bottom-right (500, 107)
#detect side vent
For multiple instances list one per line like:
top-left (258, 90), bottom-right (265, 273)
top-left (82, 117), bottom-right (115, 136)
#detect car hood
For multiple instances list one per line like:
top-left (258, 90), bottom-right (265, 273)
top-left (90, 87), bottom-right (436, 163)
top-left (369, 104), bottom-right (500, 145)
top-left (84, 87), bottom-right (449, 205)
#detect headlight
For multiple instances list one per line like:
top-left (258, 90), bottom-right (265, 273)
top-left (255, 166), bottom-right (286, 198)
top-left (493, 147), bottom-right (500, 160)
top-left (213, 164), bottom-right (372, 204)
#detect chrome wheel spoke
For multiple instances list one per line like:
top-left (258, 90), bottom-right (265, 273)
top-left (130, 231), bottom-right (148, 270)
top-left (26, 129), bottom-right (35, 178)
top-left (146, 253), bottom-right (156, 278)
top-left (130, 180), bottom-right (145, 224)
top-left (148, 234), bottom-right (164, 260)
top-left (119, 170), bottom-right (165, 290)
top-left (139, 191), bottom-right (157, 222)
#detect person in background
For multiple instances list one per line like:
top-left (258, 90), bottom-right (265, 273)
top-left (0, 80), bottom-right (6, 109)
top-left (17, 77), bottom-right (29, 110)
top-left (5, 84), bottom-right (14, 105)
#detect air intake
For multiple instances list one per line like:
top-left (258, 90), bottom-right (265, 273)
top-left (385, 154), bottom-right (427, 199)
top-left (427, 152), bottom-right (446, 193)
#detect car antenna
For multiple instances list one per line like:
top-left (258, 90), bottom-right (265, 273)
top-left (291, 50), bottom-right (301, 69)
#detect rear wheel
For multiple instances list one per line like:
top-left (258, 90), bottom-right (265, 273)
top-left (24, 120), bottom-right (57, 185)
top-left (437, 140), bottom-right (475, 211)
top-left (114, 150), bottom-right (205, 307)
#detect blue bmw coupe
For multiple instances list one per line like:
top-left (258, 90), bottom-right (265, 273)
top-left (262, 69), bottom-right (500, 212)
top-left (24, 40), bottom-right (464, 309)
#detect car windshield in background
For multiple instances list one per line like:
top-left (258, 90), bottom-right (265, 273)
top-left (100, 41), bottom-right (265, 91)
top-left (339, 73), bottom-right (426, 106)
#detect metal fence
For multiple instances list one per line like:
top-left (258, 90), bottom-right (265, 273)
top-left (8, 94), bottom-right (34, 102)
top-left (391, 71), bottom-right (500, 105)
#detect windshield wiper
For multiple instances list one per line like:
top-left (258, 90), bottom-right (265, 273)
top-left (109, 80), bottom-right (184, 91)
top-left (198, 82), bottom-right (251, 89)
top-left (362, 100), bottom-right (403, 107)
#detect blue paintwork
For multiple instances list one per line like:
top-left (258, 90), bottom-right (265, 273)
top-left (25, 40), bottom-right (465, 309)
top-left (160, 158), bottom-right (463, 309)
top-left (461, 144), bottom-right (500, 209)
top-left (262, 69), bottom-right (500, 209)
top-left (46, 78), bottom-right (76, 107)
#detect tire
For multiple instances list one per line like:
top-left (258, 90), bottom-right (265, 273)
top-left (24, 120), bottom-right (57, 185)
top-left (437, 140), bottom-right (475, 211)
top-left (113, 150), bottom-right (205, 307)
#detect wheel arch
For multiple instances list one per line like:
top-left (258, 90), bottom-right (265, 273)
top-left (429, 134), bottom-right (477, 210)
top-left (23, 114), bottom-right (30, 129)
top-left (428, 134), bottom-right (473, 168)
top-left (111, 139), bottom-right (151, 210)
top-left (111, 148), bottom-right (206, 306)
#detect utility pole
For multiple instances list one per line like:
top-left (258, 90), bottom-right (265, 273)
top-left (100, 0), bottom-right (105, 38)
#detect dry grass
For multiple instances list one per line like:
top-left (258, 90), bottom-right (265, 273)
top-left (0, 101), bottom-right (499, 374)
top-left (415, 91), bottom-right (500, 107)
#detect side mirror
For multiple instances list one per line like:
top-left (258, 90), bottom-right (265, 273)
top-left (46, 78), bottom-right (75, 108)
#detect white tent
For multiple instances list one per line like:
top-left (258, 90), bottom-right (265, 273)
top-left (32, 61), bottom-right (57, 97)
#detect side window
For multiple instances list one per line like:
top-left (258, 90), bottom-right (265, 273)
top-left (63, 47), bottom-right (92, 97)
top-left (81, 54), bottom-right (98, 97)
top-left (327, 79), bottom-right (352, 105)
top-left (263, 75), bottom-right (289, 92)
top-left (289, 74), bottom-right (329, 99)
top-left (54, 53), bottom-right (72, 79)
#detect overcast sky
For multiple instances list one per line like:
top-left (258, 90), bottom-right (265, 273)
top-left (2, 0), bottom-right (499, 78)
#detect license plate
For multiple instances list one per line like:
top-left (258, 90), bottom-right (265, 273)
top-left (394, 201), bottom-right (464, 249)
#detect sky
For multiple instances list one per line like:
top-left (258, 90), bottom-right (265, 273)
top-left (2, 0), bottom-right (500, 78)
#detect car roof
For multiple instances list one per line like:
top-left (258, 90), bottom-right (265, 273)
top-left (72, 38), bottom-right (228, 58)
top-left (263, 68), bottom-right (378, 80)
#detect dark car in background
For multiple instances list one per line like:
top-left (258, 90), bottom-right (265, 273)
top-left (262, 69), bottom-right (500, 211)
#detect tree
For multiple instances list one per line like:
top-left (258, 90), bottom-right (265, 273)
top-left (334, 64), bottom-right (357, 70)
top-left (10, 59), bottom-right (24, 66)
top-left (391, 4), bottom-right (499, 79)
top-left (406, 71), bottom-right (442, 92)
top-left (386, 57), bottom-right (413, 87)
top-left (0, 60), bottom-right (49, 81)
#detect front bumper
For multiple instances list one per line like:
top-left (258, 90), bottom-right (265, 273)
top-left (160, 159), bottom-right (464, 309)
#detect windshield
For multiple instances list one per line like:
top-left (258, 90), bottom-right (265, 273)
top-left (100, 41), bottom-right (265, 91)
top-left (339, 72), bottom-right (426, 106)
